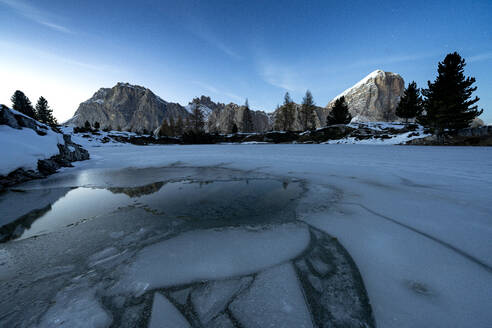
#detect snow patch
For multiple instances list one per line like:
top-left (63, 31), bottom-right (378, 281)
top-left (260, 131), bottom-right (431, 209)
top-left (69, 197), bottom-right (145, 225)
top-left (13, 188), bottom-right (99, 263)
top-left (0, 125), bottom-right (64, 175)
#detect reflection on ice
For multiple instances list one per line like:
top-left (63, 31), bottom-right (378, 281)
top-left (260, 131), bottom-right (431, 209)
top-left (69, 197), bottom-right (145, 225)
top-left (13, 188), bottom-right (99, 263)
top-left (0, 166), bottom-right (374, 328)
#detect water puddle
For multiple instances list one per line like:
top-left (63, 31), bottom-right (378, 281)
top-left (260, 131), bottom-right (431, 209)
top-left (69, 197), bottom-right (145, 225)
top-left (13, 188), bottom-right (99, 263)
top-left (1, 171), bottom-right (301, 242)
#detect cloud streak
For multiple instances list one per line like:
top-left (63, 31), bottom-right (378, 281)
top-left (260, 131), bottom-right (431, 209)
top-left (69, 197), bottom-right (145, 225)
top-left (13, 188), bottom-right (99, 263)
top-left (192, 81), bottom-right (243, 103)
top-left (185, 18), bottom-right (241, 60)
top-left (0, 40), bottom-right (120, 73)
top-left (345, 53), bottom-right (434, 69)
top-left (468, 52), bottom-right (492, 63)
top-left (0, 0), bottom-right (71, 33)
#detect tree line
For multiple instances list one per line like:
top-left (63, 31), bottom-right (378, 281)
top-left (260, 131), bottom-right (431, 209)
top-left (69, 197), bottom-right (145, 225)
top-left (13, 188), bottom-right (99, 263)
top-left (9, 90), bottom-right (58, 126)
top-left (395, 52), bottom-right (482, 136)
top-left (158, 98), bottom-right (254, 137)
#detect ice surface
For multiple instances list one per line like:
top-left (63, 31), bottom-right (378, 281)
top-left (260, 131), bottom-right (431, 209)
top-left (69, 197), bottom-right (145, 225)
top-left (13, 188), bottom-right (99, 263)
top-left (116, 224), bottom-right (310, 293)
top-left (148, 293), bottom-right (190, 328)
top-left (37, 284), bottom-right (112, 328)
top-left (2, 142), bottom-right (492, 327)
top-left (205, 314), bottom-right (235, 328)
top-left (230, 262), bottom-right (313, 328)
top-left (169, 287), bottom-right (192, 306)
top-left (191, 277), bottom-right (252, 324)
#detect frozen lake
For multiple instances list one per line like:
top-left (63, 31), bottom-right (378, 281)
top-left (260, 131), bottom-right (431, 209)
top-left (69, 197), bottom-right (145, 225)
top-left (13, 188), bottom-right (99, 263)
top-left (1, 143), bottom-right (492, 327)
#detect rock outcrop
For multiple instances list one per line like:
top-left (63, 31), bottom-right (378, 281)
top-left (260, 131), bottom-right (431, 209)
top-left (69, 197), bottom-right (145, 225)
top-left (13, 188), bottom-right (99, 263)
top-left (326, 70), bottom-right (405, 122)
top-left (67, 83), bottom-right (190, 133)
top-left (189, 96), bottom-right (270, 133)
top-left (268, 70), bottom-right (405, 131)
top-left (0, 105), bottom-right (89, 189)
top-left (67, 86), bottom-right (271, 134)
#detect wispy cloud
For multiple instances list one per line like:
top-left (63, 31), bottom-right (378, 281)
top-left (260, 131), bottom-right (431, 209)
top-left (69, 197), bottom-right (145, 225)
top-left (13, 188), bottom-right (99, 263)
top-left (257, 60), bottom-right (305, 92)
top-left (345, 53), bottom-right (434, 69)
top-left (0, 0), bottom-right (71, 33)
top-left (192, 81), bottom-right (243, 103)
top-left (0, 41), bottom-right (120, 73)
top-left (185, 18), bottom-right (241, 60)
top-left (468, 52), bottom-right (492, 63)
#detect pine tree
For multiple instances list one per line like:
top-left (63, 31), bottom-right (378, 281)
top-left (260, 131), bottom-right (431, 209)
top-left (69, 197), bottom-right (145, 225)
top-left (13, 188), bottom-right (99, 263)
top-left (175, 116), bottom-right (184, 136)
top-left (11, 90), bottom-right (36, 119)
top-left (159, 119), bottom-right (171, 137)
top-left (168, 117), bottom-right (176, 136)
top-left (241, 98), bottom-right (254, 133)
top-left (419, 52), bottom-right (482, 135)
top-left (84, 120), bottom-right (91, 129)
top-left (277, 92), bottom-right (295, 131)
top-left (231, 123), bottom-right (238, 134)
top-left (35, 97), bottom-right (57, 126)
top-left (327, 96), bottom-right (352, 125)
top-left (395, 82), bottom-right (422, 123)
top-left (190, 103), bottom-right (205, 133)
top-left (94, 121), bottom-right (100, 130)
top-left (300, 90), bottom-right (316, 130)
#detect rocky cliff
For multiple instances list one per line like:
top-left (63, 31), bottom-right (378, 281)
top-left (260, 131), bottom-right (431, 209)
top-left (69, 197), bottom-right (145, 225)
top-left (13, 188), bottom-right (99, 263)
top-left (269, 70), bottom-right (405, 131)
top-left (326, 70), bottom-right (405, 122)
top-left (68, 86), bottom-right (271, 134)
top-left (189, 96), bottom-right (270, 133)
top-left (67, 83), bottom-right (189, 133)
top-left (68, 71), bottom-right (404, 134)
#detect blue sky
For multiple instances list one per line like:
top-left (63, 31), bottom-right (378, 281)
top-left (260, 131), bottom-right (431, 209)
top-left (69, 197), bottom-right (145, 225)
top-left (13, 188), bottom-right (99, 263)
top-left (1, 0), bottom-right (491, 123)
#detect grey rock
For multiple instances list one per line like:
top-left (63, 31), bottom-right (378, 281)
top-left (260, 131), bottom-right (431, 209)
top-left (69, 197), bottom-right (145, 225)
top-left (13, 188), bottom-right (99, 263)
top-left (0, 105), bottom-right (20, 128)
top-left (191, 96), bottom-right (270, 134)
top-left (67, 82), bottom-right (190, 133)
top-left (326, 70), bottom-right (405, 122)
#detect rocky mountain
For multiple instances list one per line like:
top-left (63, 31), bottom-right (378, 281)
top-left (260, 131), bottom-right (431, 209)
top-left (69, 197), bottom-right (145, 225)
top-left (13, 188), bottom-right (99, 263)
top-left (68, 71), bottom-right (404, 134)
top-left (270, 70), bottom-right (405, 131)
top-left (67, 85), bottom-right (271, 134)
top-left (67, 83), bottom-right (189, 133)
top-left (326, 70), bottom-right (405, 122)
top-left (188, 96), bottom-right (270, 134)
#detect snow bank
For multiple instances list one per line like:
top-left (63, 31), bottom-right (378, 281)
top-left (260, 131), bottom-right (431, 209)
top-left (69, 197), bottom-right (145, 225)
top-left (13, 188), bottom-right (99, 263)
top-left (0, 125), bottom-right (64, 175)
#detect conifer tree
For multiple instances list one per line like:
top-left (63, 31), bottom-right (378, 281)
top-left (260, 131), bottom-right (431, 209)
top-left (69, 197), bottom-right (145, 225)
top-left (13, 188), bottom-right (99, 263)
top-left (395, 82), bottom-right (422, 123)
top-left (190, 103), bottom-right (204, 133)
top-left (168, 117), bottom-right (176, 136)
top-left (241, 98), bottom-right (254, 133)
top-left (35, 97), bottom-right (58, 126)
top-left (159, 119), bottom-right (170, 137)
top-left (175, 116), bottom-right (184, 136)
top-left (94, 121), bottom-right (100, 130)
top-left (300, 90), bottom-right (316, 130)
top-left (419, 52), bottom-right (482, 135)
top-left (277, 92), bottom-right (295, 131)
top-left (84, 120), bottom-right (91, 129)
top-left (326, 96), bottom-right (352, 125)
top-left (11, 90), bottom-right (36, 119)
top-left (231, 123), bottom-right (238, 134)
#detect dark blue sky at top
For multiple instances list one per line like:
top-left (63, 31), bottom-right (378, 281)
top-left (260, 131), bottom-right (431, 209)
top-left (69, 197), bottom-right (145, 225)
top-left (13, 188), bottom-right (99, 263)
top-left (1, 0), bottom-right (491, 122)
